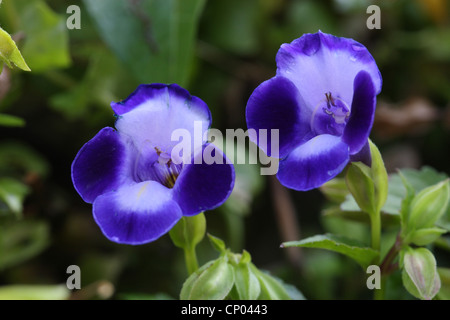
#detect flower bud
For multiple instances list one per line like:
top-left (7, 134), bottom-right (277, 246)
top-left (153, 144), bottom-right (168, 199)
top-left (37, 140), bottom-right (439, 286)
top-left (180, 255), bottom-right (235, 300)
top-left (408, 179), bottom-right (449, 231)
top-left (345, 140), bottom-right (388, 217)
top-left (169, 213), bottom-right (206, 250)
top-left (402, 247), bottom-right (441, 300)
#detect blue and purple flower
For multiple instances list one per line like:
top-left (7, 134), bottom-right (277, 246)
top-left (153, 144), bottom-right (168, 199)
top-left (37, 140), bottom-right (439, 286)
top-left (246, 31), bottom-right (382, 191)
top-left (72, 84), bottom-right (235, 245)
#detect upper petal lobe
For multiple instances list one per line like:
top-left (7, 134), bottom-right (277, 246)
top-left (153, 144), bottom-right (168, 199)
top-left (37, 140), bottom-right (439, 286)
top-left (71, 127), bottom-right (132, 203)
top-left (113, 84), bottom-right (211, 158)
top-left (276, 31), bottom-right (382, 110)
top-left (246, 76), bottom-right (310, 158)
top-left (342, 71), bottom-right (376, 155)
top-left (173, 144), bottom-right (235, 216)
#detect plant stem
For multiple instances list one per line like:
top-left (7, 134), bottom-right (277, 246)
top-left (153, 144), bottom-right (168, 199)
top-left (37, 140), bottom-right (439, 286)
top-left (184, 246), bottom-right (199, 275)
top-left (374, 276), bottom-right (387, 300)
top-left (380, 233), bottom-right (402, 275)
top-left (370, 211), bottom-right (381, 253)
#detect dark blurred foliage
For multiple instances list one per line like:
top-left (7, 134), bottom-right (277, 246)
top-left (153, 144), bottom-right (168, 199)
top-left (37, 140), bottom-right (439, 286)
top-left (0, 0), bottom-right (449, 300)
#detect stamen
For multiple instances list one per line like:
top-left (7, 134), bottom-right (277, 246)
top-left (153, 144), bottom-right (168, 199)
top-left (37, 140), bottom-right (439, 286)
top-left (325, 92), bottom-right (336, 107)
top-left (151, 147), bottom-right (182, 188)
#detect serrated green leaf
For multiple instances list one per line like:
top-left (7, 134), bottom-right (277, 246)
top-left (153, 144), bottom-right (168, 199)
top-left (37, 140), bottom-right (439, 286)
top-left (0, 27), bottom-right (30, 71)
top-left (0, 113), bottom-right (25, 127)
top-left (282, 234), bottom-right (379, 269)
top-left (0, 284), bottom-right (70, 300)
top-left (83, 0), bottom-right (205, 86)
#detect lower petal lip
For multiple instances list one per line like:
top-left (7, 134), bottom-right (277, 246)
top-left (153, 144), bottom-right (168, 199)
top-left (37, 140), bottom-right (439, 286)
top-left (93, 181), bottom-right (183, 245)
top-left (276, 134), bottom-right (350, 191)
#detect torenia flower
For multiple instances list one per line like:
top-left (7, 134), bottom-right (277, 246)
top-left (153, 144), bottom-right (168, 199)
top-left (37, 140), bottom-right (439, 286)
top-left (246, 31), bottom-right (382, 191)
top-left (72, 84), bottom-right (235, 244)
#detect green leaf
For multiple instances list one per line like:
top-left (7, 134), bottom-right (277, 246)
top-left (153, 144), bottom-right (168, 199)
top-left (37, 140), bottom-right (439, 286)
top-left (0, 27), bottom-right (30, 71)
top-left (0, 177), bottom-right (30, 216)
top-left (201, 0), bottom-right (262, 56)
top-left (322, 205), bottom-right (400, 227)
top-left (408, 227), bottom-right (447, 246)
top-left (0, 220), bottom-right (50, 270)
top-left (437, 268), bottom-right (450, 300)
top-left (233, 262), bottom-right (260, 300)
top-left (0, 142), bottom-right (49, 178)
top-left (402, 247), bottom-right (441, 300)
top-left (0, 113), bottom-right (25, 127)
top-left (0, 284), bottom-right (70, 300)
top-left (6, 0), bottom-right (71, 72)
top-left (49, 48), bottom-right (136, 120)
top-left (83, 0), bottom-right (206, 86)
top-left (249, 264), bottom-right (291, 300)
top-left (181, 256), bottom-right (235, 300)
top-left (282, 234), bottom-right (379, 269)
top-left (207, 233), bottom-right (226, 254)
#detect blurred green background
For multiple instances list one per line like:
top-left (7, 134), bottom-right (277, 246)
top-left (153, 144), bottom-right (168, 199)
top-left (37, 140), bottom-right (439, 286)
top-left (0, 0), bottom-right (449, 300)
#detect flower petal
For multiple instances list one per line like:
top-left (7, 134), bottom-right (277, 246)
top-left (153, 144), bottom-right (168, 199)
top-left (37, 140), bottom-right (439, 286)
top-left (350, 140), bottom-right (372, 167)
top-left (93, 181), bottom-right (182, 245)
top-left (277, 134), bottom-right (349, 191)
top-left (173, 144), bottom-right (235, 216)
top-left (113, 84), bottom-right (211, 157)
top-left (276, 31), bottom-right (382, 111)
top-left (342, 71), bottom-right (376, 155)
top-left (246, 76), bottom-right (310, 158)
top-left (71, 127), bottom-right (132, 203)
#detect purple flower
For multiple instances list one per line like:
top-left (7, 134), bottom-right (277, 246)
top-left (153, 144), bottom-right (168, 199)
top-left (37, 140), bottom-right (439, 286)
top-left (246, 31), bottom-right (382, 191)
top-left (72, 84), bottom-right (235, 245)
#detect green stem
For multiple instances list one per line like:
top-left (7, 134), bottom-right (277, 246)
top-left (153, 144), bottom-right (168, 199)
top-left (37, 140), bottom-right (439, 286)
top-left (184, 245), bottom-right (199, 276)
top-left (370, 210), bottom-right (381, 253)
top-left (374, 275), bottom-right (387, 300)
